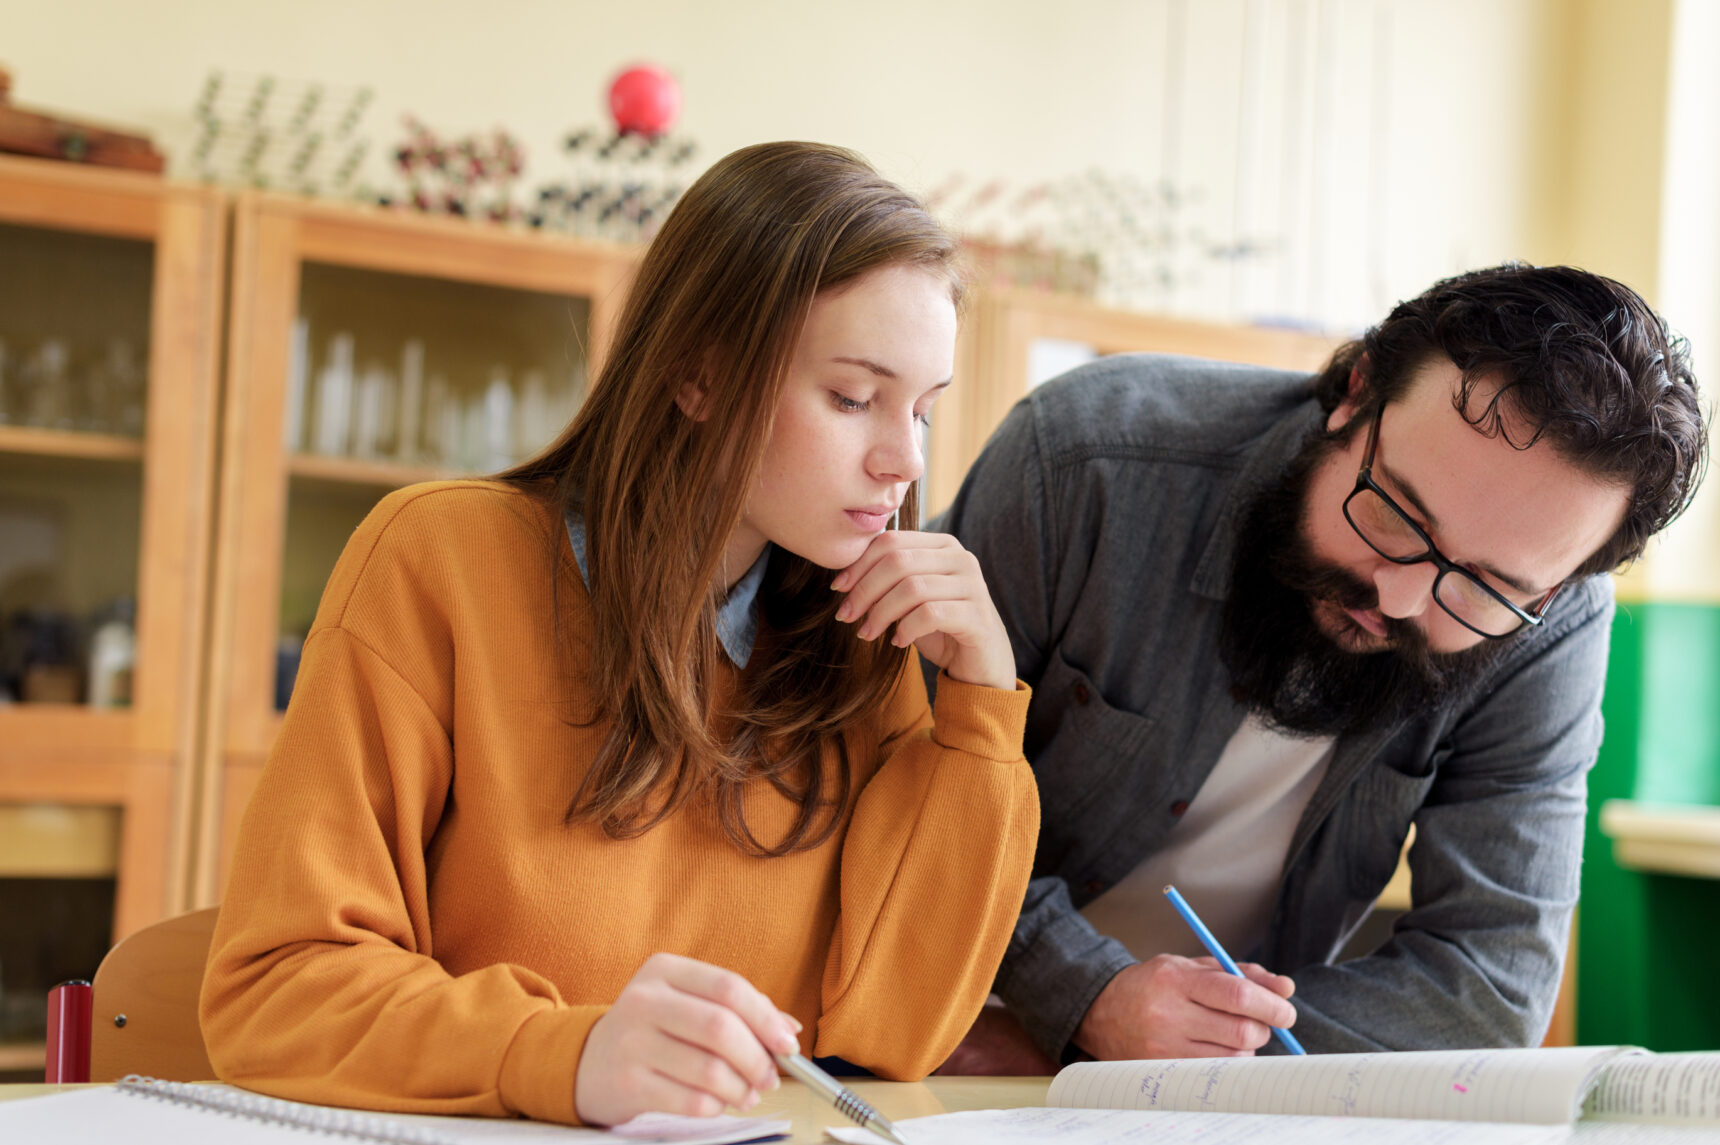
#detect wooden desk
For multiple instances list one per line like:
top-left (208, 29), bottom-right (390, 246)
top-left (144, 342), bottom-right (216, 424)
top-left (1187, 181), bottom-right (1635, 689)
top-left (0, 1078), bottom-right (1055, 1142)
top-left (755, 1076), bottom-right (1049, 1140)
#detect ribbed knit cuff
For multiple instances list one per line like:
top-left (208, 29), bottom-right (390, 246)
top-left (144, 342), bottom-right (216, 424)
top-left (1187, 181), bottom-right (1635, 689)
top-left (497, 1004), bottom-right (606, 1125)
top-left (930, 671), bottom-right (1031, 761)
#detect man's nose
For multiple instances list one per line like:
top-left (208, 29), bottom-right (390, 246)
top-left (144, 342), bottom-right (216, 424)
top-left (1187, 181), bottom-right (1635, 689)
top-left (1373, 559), bottom-right (1437, 620)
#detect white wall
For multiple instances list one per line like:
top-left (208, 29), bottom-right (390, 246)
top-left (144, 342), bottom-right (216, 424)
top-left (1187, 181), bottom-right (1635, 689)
top-left (0, 0), bottom-right (1589, 330)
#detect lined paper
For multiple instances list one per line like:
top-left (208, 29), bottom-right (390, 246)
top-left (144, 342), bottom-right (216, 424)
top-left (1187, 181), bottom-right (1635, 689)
top-left (0, 1087), bottom-right (789, 1145)
top-left (1584, 1053), bottom-right (1720, 1124)
top-left (826, 1107), bottom-right (1570, 1144)
top-left (1047, 1047), bottom-right (1640, 1125)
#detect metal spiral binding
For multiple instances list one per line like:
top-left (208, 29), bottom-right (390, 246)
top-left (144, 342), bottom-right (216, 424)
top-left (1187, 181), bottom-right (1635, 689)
top-left (835, 1088), bottom-right (879, 1124)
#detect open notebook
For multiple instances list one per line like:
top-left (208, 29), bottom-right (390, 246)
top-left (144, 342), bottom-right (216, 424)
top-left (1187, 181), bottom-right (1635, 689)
top-left (828, 1046), bottom-right (1720, 1145)
top-left (1046, 1044), bottom-right (1720, 1125)
top-left (0, 1076), bottom-right (790, 1145)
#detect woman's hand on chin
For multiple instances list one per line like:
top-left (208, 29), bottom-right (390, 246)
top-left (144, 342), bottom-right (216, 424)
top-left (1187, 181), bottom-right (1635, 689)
top-left (831, 531), bottom-right (1017, 691)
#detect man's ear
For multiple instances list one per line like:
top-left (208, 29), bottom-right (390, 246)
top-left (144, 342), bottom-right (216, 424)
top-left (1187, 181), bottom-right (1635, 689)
top-left (1326, 352), bottom-right (1369, 433)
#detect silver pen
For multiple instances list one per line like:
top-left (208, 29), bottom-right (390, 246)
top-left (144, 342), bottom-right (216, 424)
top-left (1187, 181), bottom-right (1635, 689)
top-left (774, 1051), bottom-right (909, 1145)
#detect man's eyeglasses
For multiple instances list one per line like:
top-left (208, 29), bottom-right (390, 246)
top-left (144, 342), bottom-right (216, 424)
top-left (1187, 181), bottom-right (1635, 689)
top-left (1341, 405), bottom-right (1560, 639)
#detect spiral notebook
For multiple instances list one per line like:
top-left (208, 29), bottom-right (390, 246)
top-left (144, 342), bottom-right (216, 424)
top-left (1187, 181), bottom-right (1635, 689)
top-left (0, 1076), bottom-right (790, 1145)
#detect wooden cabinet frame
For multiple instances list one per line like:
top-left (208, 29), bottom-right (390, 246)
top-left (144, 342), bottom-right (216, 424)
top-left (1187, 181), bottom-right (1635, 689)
top-left (0, 155), bottom-right (224, 938)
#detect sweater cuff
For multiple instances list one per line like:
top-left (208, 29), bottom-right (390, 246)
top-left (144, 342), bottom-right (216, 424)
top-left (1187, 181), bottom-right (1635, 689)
top-left (929, 670), bottom-right (1031, 762)
top-left (498, 1003), bottom-right (606, 1125)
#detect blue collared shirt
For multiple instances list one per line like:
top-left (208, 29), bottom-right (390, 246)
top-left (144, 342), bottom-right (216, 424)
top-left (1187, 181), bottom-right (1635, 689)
top-left (564, 510), bottom-right (770, 668)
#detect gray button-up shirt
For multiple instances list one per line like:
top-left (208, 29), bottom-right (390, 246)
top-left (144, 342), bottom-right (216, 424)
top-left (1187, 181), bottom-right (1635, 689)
top-left (933, 354), bottom-right (1611, 1057)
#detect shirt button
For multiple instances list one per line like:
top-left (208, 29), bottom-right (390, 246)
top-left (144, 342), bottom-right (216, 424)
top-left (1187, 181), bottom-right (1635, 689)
top-left (1083, 878), bottom-right (1107, 895)
top-left (1073, 683), bottom-right (1091, 705)
top-left (1170, 800), bottom-right (1190, 817)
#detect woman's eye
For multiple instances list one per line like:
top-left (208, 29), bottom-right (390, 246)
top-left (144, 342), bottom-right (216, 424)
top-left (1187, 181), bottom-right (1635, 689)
top-left (914, 410), bottom-right (932, 428)
top-left (833, 393), bottom-right (869, 413)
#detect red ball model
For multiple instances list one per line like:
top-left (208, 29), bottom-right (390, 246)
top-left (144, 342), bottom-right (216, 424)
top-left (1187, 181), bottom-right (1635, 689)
top-left (607, 64), bottom-right (681, 137)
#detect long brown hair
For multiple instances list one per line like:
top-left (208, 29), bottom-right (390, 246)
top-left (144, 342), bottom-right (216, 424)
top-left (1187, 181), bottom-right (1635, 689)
top-left (503, 141), bottom-right (963, 855)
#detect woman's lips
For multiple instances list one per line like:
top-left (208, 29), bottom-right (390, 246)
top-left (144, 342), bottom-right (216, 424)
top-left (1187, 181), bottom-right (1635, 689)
top-left (845, 508), bottom-right (892, 531)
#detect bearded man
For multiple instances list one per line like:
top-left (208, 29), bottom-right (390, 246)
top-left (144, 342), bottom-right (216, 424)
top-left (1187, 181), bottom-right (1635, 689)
top-left (932, 264), bottom-right (1707, 1067)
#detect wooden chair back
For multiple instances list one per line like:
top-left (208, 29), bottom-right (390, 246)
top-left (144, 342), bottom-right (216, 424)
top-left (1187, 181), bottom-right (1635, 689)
top-left (89, 906), bottom-right (220, 1081)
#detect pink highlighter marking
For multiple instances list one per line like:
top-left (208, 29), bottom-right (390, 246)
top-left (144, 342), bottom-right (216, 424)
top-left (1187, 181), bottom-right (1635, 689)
top-left (1454, 1084), bottom-right (1469, 1093)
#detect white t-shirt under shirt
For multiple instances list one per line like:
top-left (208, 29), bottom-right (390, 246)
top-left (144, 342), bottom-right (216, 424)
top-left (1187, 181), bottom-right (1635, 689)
top-left (1079, 713), bottom-right (1336, 962)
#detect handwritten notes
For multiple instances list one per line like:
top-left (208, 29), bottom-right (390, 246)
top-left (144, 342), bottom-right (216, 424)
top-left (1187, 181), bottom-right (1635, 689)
top-left (1584, 1054), bottom-right (1720, 1124)
top-left (1047, 1047), bottom-right (1638, 1125)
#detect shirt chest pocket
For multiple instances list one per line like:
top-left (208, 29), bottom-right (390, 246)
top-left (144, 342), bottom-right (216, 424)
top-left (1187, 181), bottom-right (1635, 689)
top-left (1334, 750), bottom-right (1442, 901)
top-left (1026, 651), bottom-right (1163, 827)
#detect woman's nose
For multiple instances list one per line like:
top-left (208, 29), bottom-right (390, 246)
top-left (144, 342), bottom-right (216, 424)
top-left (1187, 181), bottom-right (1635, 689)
top-left (869, 416), bottom-right (925, 484)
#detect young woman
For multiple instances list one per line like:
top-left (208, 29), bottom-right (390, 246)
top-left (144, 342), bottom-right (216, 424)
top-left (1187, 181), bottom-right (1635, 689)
top-left (199, 141), bottom-right (1038, 1128)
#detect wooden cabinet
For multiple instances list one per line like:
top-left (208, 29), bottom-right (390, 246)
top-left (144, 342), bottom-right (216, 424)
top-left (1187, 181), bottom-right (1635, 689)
top-left (0, 156), bottom-right (224, 941)
top-left (193, 193), bottom-right (637, 904)
top-left (928, 288), bottom-right (1343, 515)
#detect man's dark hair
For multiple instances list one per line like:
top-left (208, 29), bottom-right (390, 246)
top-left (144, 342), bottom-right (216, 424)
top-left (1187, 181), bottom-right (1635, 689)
top-left (1311, 263), bottom-right (1707, 578)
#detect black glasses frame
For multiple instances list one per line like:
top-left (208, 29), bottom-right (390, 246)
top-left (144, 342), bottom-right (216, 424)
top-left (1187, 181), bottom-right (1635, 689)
top-left (1341, 405), bottom-right (1561, 640)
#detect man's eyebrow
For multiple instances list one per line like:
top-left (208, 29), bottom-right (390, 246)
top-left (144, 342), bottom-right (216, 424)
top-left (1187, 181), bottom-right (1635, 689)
top-left (1380, 464), bottom-right (1547, 597)
top-left (832, 355), bottom-right (897, 378)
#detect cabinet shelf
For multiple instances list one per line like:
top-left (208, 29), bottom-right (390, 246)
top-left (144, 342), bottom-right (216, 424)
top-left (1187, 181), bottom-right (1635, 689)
top-left (0, 424), bottom-right (145, 463)
top-left (0, 1041), bottom-right (44, 1074)
top-left (0, 705), bottom-right (138, 753)
top-left (286, 451), bottom-right (476, 490)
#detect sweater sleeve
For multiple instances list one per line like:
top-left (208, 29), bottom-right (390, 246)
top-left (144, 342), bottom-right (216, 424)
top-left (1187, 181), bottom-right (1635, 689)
top-left (199, 498), bottom-right (598, 1125)
top-left (813, 657), bottom-right (1038, 1079)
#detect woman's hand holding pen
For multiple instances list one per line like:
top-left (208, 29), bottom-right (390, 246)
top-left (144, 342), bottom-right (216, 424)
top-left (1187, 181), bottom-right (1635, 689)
top-left (1074, 955), bottom-right (1298, 1060)
top-left (832, 531), bottom-right (1016, 691)
top-left (575, 953), bottom-right (800, 1126)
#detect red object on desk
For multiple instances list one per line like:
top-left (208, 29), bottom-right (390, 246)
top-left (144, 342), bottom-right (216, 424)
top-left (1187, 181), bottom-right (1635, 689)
top-left (46, 980), bottom-right (92, 1083)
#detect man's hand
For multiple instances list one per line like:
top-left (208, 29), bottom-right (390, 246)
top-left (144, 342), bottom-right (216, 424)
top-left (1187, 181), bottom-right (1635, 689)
top-left (575, 952), bottom-right (801, 1125)
top-left (1074, 956), bottom-right (1297, 1060)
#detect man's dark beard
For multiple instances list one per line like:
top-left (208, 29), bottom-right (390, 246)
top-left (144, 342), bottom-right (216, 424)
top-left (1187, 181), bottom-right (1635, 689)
top-left (1217, 426), bottom-right (1511, 738)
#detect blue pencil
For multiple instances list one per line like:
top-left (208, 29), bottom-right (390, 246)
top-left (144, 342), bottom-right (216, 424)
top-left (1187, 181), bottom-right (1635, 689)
top-left (1162, 884), bottom-right (1306, 1055)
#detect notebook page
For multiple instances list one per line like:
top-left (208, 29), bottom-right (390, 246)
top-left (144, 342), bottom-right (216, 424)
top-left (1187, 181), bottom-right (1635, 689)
top-left (1048, 1046), bottom-right (1639, 1125)
top-left (825, 1106), bottom-right (1571, 1144)
top-left (0, 1088), bottom-right (423, 1145)
top-left (1571, 1122), bottom-right (1720, 1143)
top-left (1583, 1053), bottom-right (1720, 1124)
top-left (0, 1087), bottom-right (789, 1145)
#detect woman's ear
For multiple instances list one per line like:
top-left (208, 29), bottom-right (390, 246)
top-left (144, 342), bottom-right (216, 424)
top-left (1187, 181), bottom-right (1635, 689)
top-left (1326, 353), bottom-right (1369, 433)
top-left (675, 378), bottom-right (711, 421)
top-left (675, 348), bottom-right (721, 421)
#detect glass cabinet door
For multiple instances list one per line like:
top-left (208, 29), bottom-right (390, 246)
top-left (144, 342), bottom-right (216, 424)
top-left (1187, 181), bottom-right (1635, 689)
top-left (201, 193), bottom-right (634, 903)
top-left (0, 221), bottom-right (152, 710)
top-left (277, 264), bottom-right (594, 696)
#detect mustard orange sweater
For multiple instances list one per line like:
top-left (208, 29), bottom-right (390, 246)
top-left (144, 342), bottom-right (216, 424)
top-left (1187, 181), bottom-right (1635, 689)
top-left (200, 481), bottom-right (1037, 1125)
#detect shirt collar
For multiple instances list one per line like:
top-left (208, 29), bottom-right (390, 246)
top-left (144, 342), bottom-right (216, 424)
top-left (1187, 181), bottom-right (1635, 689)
top-left (1190, 398), bottom-right (1326, 601)
top-left (564, 509), bottom-right (770, 668)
